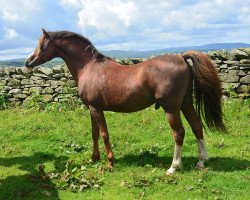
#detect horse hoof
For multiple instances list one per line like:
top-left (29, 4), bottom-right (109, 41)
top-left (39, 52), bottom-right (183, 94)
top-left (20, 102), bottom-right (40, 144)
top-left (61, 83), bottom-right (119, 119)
top-left (196, 162), bottom-right (205, 169)
top-left (107, 163), bottom-right (114, 171)
top-left (166, 167), bottom-right (175, 176)
top-left (108, 166), bottom-right (114, 172)
top-left (91, 154), bottom-right (100, 162)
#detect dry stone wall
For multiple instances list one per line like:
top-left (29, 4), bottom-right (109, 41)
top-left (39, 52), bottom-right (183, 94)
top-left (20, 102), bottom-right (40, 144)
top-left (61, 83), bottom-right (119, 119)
top-left (0, 48), bottom-right (249, 106)
top-left (207, 48), bottom-right (250, 97)
top-left (0, 65), bottom-right (77, 105)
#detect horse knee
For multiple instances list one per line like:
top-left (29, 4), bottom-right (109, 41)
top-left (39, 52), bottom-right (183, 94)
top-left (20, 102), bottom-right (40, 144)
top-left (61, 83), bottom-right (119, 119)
top-left (173, 128), bottom-right (185, 146)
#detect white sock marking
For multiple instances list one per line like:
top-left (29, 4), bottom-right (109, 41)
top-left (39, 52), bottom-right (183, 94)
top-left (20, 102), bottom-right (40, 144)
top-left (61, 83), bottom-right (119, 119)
top-left (166, 144), bottom-right (182, 175)
top-left (196, 139), bottom-right (208, 168)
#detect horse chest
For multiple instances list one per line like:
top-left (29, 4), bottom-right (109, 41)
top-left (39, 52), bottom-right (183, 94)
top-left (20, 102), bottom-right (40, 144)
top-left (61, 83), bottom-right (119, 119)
top-left (77, 79), bottom-right (104, 107)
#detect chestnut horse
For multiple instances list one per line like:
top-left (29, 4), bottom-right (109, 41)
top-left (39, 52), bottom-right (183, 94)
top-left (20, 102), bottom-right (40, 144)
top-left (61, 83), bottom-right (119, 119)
top-left (25, 29), bottom-right (226, 175)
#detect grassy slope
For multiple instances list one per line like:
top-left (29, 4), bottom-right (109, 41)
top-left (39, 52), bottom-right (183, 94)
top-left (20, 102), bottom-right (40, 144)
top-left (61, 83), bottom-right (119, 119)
top-left (0, 99), bottom-right (249, 200)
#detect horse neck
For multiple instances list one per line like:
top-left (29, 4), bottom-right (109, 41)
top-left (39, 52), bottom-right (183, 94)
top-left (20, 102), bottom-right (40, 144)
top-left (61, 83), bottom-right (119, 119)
top-left (55, 38), bottom-right (98, 84)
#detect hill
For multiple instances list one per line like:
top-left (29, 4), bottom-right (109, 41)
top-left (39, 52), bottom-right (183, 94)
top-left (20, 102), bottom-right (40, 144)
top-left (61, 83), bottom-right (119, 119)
top-left (0, 43), bottom-right (249, 67)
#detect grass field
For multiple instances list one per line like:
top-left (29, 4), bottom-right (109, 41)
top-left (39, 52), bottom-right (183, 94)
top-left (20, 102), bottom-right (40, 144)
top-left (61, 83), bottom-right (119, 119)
top-left (0, 99), bottom-right (249, 200)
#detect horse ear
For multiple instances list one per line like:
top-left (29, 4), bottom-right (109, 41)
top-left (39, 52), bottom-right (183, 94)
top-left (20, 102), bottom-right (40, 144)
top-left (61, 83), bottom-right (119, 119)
top-left (42, 28), bottom-right (51, 40)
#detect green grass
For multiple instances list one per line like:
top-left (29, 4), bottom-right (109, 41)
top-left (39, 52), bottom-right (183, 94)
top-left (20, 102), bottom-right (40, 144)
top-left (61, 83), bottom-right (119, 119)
top-left (0, 99), bottom-right (249, 200)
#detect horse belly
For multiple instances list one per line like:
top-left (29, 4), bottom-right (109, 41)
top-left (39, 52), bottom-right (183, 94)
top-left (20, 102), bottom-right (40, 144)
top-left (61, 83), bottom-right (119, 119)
top-left (104, 92), bottom-right (155, 113)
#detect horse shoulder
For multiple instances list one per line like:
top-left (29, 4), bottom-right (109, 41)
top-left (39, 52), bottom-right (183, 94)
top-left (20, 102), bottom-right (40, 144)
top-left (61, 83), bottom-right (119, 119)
top-left (77, 65), bottom-right (104, 106)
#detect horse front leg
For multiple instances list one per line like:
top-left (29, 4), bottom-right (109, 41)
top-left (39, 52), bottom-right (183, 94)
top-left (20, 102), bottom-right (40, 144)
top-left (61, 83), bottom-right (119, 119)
top-left (90, 113), bottom-right (100, 162)
top-left (89, 106), bottom-right (114, 168)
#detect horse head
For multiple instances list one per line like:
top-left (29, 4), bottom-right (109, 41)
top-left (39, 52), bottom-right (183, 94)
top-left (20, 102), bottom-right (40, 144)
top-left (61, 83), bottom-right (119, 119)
top-left (25, 29), bottom-right (57, 68)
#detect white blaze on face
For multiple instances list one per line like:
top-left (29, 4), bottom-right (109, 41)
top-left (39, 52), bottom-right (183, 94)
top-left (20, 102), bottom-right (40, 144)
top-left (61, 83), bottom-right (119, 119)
top-left (25, 50), bottom-right (35, 63)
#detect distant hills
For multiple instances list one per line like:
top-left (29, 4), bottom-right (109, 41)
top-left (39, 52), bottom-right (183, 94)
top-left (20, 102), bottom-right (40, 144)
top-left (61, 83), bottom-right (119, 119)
top-left (0, 43), bottom-right (249, 67)
top-left (103, 43), bottom-right (250, 58)
top-left (0, 58), bottom-right (64, 68)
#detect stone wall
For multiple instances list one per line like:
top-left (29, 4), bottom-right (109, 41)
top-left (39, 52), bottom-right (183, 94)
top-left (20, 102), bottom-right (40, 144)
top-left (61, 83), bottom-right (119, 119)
top-left (207, 48), bottom-right (250, 97)
top-left (0, 65), bottom-right (77, 105)
top-left (0, 48), bottom-right (249, 106)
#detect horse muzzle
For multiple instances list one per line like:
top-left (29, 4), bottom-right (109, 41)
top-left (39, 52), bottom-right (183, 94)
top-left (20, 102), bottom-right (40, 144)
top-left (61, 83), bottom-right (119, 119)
top-left (25, 58), bottom-right (37, 68)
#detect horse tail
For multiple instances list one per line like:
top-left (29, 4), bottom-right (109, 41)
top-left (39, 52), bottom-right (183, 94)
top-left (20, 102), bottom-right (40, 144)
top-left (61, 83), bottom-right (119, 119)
top-left (183, 50), bottom-right (227, 133)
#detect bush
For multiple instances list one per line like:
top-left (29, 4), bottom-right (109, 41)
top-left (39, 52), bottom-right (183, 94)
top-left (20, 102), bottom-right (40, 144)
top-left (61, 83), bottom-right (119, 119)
top-left (23, 93), bottom-right (48, 110)
top-left (0, 93), bottom-right (8, 109)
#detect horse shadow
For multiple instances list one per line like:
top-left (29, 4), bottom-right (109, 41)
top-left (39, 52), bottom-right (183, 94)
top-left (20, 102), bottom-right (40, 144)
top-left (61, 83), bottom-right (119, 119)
top-left (0, 152), bottom-right (68, 200)
top-left (115, 151), bottom-right (250, 172)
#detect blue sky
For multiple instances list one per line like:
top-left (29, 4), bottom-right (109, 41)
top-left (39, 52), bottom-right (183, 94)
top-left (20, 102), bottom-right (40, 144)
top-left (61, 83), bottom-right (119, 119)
top-left (0, 0), bottom-right (250, 60)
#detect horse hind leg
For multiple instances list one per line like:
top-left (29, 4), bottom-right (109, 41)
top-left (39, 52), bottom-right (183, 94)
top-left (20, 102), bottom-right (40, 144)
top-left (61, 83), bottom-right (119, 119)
top-left (165, 109), bottom-right (185, 175)
top-left (181, 103), bottom-right (208, 168)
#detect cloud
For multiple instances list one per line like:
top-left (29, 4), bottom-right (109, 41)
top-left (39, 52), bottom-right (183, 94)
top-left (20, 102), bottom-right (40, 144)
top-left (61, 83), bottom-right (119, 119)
top-left (60, 0), bottom-right (82, 9)
top-left (61, 0), bottom-right (138, 38)
top-left (0, 0), bottom-right (250, 60)
top-left (0, 0), bottom-right (41, 22)
top-left (4, 28), bottom-right (18, 39)
top-left (59, 0), bottom-right (250, 50)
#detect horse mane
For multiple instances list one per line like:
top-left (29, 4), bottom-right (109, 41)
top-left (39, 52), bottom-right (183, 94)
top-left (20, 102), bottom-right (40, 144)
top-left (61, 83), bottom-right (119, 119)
top-left (48, 31), bottom-right (110, 62)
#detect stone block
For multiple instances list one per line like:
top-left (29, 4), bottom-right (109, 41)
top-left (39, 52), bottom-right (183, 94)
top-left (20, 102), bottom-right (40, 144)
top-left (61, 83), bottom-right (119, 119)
top-left (16, 66), bottom-right (32, 75)
top-left (38, 67), bottom-right (53, 76)
top-left (212, 59), bottom-right (223, 64)
top-left (2, 86), bottom-right (12, 92)
top-left (230, 49), bottom-right (249, 60)
top-left (238, 70), bottom-right (246, 76)
top-left (21, 79), bottom-right (34, 85)
top-left (239, 64), bottom-right (250, 70)
top-left (23, 90), bottom-right (31, 95)
top-left (240, 59), bottom-right (250, 64)
top-left (9, 89), bottom-right (22, 95)
top-left (7, 79), bottom-right (21, 86)
top-left (29, 87), bottom-right (42, 94)
top-left (55, 86), bottom-right (64, 94)
top-left (47, 80), bottom-right (65, 88)
top-left (12, 75), bottom-right (26, 80)
top-left (221, 70), bottom-right (239, 83)
top-left (42, 94), bottom-right (54, 102)
top-left (52, 65), bottom-right (64, 73)
top-left (33, 73), bottom-right (49, 78)
top-left (228, 66), bottom-right (239, 70)
top-left (223, 60), bottom-right (239, 65)
top-left (30, 76), bottom-right (42, 80)
top-left (66, 80), bottom-right (76, 87)
top-left (236, 85), bottom-right (250, 93)
top-left (0, 80), bottom-right (7, 86)
top-left (4, 68), bottom-right (16, 75)
top-left (220, 64), bottom-right (228, 69)
top-left (34, 79), bottom-right (45, 84)
top-left (240, 75), bottom-right (250, 84)
top-left (53, 74), bottom-right (64, 79)
top-left (41, 87), bottom-right (54, 94)
top-left (14, 94), bottom-right (27, 99)
top-left (221, 69), bottom-right (228, 73)
top-left (32, 66), bottom-right (40, 73)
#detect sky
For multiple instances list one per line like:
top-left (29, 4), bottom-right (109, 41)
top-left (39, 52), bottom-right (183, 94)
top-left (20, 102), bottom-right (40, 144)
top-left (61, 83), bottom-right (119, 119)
top-left (0, 0), bottom-right (250, 60)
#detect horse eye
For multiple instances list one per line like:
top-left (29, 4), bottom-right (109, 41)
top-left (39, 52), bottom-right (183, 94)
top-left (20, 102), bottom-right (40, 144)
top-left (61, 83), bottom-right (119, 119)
top-left (40, 44), bottom-right (46, 52)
